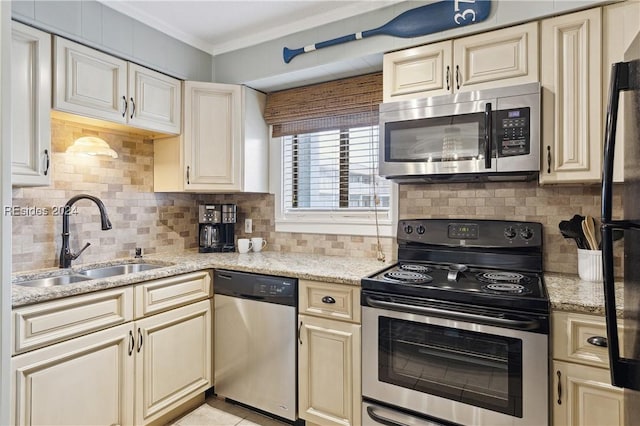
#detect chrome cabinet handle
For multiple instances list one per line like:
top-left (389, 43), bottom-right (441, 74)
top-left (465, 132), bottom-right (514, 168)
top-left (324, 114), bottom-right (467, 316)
top-left (547, 146), bottom-right (552, 174)
top-left (121, 96), bottom-right (128, 118)
top-left (556, 370), bottom-right (562, 405)
top-left (446, 65), bottom-right (450, 91)
top-left (321, 296), bottom-right (336, 304)
top-left (137, 327), bottom-right (143, 353)
top-left (130, 97), bottom-right (135, 120)
top-left (43, 149), bottom-right (50, 176)
top-left (587, 336), bottom-right (608, 347)
top-left (298, 321), bottom-right (303, 345)
top-left (455, 65), bottom-right (461, 90)
top-left (128, 330), bottom-right (134, 356)
top-left (186, 166), bottom-right (190, 185)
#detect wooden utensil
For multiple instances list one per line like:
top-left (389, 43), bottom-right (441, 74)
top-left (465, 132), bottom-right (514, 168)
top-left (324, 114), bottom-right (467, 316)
top-left (581, 217), bottom-right (598, 250)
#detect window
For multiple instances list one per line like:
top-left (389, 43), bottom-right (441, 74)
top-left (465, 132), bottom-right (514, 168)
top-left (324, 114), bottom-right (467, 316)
top-left (272, 126), bottom-right (396, 237)
top-left (265, 72), bottom-right (396, 236)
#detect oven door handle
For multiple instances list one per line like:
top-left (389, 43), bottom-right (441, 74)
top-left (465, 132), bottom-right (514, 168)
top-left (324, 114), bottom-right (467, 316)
top-left (365, 404), bottom-right (447, 426)
top-left (365, 296), bottom-right (540, 330)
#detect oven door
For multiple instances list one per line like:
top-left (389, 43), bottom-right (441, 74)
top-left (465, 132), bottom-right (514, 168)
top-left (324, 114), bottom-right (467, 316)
top-left (362, 296), bottom-right (548, 426)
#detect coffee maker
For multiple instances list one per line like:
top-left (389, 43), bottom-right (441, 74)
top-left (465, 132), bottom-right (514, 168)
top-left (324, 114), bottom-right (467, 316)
top-left (198, 204), bottom-right (236, 252)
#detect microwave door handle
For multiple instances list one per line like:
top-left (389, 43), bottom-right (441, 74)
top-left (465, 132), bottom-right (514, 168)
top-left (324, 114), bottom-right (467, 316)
top-left (484, 102), bottom-right (492, 169)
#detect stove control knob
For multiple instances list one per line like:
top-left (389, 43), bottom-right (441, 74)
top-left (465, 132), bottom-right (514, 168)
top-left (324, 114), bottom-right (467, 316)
top-left (520, 227), bottom-right (534, 240)
top-left (504, 226), bottom-right (517, 239)
top-left (416, 225), bottom-right (426, 235)
top-left (403, 224), bottom-right (413, 234)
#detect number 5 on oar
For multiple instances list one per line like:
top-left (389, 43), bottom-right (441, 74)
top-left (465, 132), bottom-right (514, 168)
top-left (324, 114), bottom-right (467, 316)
top-left (283, 0), bottom-right (492, 63)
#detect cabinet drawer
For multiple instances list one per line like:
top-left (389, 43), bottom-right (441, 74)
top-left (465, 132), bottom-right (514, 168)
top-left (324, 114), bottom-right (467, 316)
top-left (12, 287), bottom-right (133, 355)
top-left (552, 311), bottom-right (623, 368)
top-left (134, 271), bottom-right (212, 318)
top-left (299, 280), bottom-right (360, 323)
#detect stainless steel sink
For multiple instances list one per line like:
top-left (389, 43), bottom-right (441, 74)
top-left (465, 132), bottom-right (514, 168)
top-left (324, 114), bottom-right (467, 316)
top-left (15, 273), bottom-right (92, 288)
top-left (78, 263), bottom-right (164, 279)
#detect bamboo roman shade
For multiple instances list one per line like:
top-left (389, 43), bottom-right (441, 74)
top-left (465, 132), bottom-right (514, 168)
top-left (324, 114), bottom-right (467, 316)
top-left (264, 72), bottom-right (382, 137)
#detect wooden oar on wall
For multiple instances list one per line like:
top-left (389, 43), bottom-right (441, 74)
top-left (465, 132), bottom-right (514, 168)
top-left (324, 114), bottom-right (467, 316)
top-left (283, 0), bottom-right (492, 63)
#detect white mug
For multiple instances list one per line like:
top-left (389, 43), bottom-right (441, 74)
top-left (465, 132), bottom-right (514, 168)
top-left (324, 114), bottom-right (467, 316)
top-left (237, 238), bottom-right (253, 254)
top-left (251, 237), bottom-right (267, 252)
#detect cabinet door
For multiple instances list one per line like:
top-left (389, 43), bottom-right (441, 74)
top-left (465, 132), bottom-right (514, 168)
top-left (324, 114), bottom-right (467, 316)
top-left (383, 41), bottom-right (452, 101)
top-left (552, 360), bottom-right (624, 426)
top-left (53, 36), bottom-right (127, 123)
top-left (11, 21), bottom-right (51, 187)
top-left (540, 8), bottom-right (602, 184)
top-left (298, 315), bottom-right (361, 426)
top-left (11, 323), bottom-right (134, 426)
top-left (454, 22), bottom-right (539, 93)
top-left (603, 1), bottom-right (640, 183)
top-left (183, 81), bottom-right (242, 191)
top-left (128, 63), bottom-right (182, 135)
top-left (135, 299), bottom-right (212, 425)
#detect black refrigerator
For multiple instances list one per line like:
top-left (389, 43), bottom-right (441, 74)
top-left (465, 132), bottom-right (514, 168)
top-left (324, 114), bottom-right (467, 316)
top-left (601, 32), bottom-right (640, 420)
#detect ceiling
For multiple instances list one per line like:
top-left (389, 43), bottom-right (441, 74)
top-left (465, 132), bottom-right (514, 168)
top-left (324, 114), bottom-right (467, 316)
top-left (99, 0), bottom-right (401, 56)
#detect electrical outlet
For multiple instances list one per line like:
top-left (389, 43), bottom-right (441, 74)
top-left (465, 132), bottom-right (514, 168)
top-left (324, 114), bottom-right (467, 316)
top-left (245, 218), bottom-right (253, 233)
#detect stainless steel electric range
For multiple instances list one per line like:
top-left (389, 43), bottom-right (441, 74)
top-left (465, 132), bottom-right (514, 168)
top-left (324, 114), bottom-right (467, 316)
top-left (361, 219), bottom-right (550, 426)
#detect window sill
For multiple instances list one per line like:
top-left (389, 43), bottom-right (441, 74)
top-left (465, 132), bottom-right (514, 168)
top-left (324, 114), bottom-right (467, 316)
top-left (275, 214), bottom-right (395, 237)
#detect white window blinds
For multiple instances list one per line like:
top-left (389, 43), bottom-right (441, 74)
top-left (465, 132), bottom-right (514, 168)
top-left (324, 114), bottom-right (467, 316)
top-left (282, 126), bottom-right (390, 212)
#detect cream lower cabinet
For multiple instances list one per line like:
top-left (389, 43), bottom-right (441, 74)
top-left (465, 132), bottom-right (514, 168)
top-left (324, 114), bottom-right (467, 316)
top-left (11, 271), bottom-right (213, 426)
top-left (298, 280), bottom-right (361, 426)
top-left (383, 21), bottom-right (538, 102)
top-left (540, 8), bottom-right (602, 184)
top-left (12, 322), bottom-right (135, 426)
top-left (551, 311), bottom-right (624, 426)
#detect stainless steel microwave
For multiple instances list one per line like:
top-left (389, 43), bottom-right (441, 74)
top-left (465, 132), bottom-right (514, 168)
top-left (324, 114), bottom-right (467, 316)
top-left (379, 83), bottom-right (540, 182)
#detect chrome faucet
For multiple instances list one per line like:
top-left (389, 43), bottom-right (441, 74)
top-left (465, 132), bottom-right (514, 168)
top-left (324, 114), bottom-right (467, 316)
top-left (59, 194), bottom-right (112, 268)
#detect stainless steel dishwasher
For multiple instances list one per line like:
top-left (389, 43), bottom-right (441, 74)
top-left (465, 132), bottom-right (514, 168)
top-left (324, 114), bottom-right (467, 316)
top-left (214, 269), bottom-right (298, 422)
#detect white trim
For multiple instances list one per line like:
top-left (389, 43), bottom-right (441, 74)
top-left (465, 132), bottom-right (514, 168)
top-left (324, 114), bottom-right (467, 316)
top-left (97, 0), bottom-right (404, 56)
top-left (269, 130), bottom-right (397, 237)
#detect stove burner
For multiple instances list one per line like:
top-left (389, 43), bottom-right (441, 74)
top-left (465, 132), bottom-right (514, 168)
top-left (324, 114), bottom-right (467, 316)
top-left (400, 264), bottom-right (432, 273)
top-left (482, 283), bottom-right (530, 294)
top-left (384, 270), bottom-right (433, 284)
top-left (476, 271), bottom-right (530, 284)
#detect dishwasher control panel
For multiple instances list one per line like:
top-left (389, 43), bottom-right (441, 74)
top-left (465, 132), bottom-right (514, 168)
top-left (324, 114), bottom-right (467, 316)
top-left (214, 269), bottom-right (297, 306)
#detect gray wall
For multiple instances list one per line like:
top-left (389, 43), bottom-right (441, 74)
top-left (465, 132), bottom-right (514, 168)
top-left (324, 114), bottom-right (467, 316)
top-left (11, 0), bottom-right (213, 81)
top-left (214, 0), bottom-right (613, 91)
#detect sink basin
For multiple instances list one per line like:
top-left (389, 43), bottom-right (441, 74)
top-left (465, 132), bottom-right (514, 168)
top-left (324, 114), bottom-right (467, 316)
top-left (78, 263), bottom-right (164, 279)
top-left (15, 273), bottom-right (92, 288)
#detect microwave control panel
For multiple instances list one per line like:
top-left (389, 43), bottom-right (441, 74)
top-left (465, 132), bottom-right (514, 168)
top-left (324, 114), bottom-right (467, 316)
top-left (495, 107), bottom-right (530, 156)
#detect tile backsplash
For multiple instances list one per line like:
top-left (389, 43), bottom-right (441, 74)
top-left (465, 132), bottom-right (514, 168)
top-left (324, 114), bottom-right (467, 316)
top-left (11, 118), bottom-right (623, 277)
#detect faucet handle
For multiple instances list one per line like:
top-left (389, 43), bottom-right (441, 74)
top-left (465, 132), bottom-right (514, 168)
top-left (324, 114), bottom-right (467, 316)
top-left (71, 242), bottom-right (91, 260)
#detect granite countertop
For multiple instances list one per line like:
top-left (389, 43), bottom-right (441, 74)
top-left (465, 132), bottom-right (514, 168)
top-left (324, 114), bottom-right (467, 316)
top-left (11, 250), bottom-right (391, 307)
top-left (545, 272), bottom-right (623, 317)
top-left (12, 250), bottom-right (622, 317)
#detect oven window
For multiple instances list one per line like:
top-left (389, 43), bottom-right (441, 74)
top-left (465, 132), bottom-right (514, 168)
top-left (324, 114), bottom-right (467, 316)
top-left (384, 112), bottom-right (489, 163)
top-left (378, 317), bottom-right (523, 417)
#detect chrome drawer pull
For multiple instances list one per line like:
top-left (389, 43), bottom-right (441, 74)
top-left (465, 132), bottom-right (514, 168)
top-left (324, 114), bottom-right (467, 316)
top-left (321, 296), bottom-right (336, 304)
top-left (587, 336), bottom-right (608, 347)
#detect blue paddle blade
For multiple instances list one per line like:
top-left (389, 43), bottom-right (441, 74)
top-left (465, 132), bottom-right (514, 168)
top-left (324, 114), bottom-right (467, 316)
top-left (363, 0), bottom-right (492, 38)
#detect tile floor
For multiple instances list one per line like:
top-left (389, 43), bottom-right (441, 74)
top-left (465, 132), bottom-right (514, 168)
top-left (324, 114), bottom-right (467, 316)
top-left (167, 396), bottom-right (290, 426)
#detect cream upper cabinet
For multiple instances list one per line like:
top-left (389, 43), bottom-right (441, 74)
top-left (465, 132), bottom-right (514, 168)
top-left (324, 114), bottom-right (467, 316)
top-left (297, 280), bottom-right (361, 426)
top-left (11, 21), bottom-right (51, 187)
top-left (603, 1), bottom-right (640, 183)
top-left (53, 36), bottom-right (181, 135)
top-left (551, 311), bottom-right (624, 426)
top-left (540, 8), bottom-right (602, 184)
top-left (154, 82), bottom-right (269, 193)
top-left (383, 22), bottom-right (539, 102)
